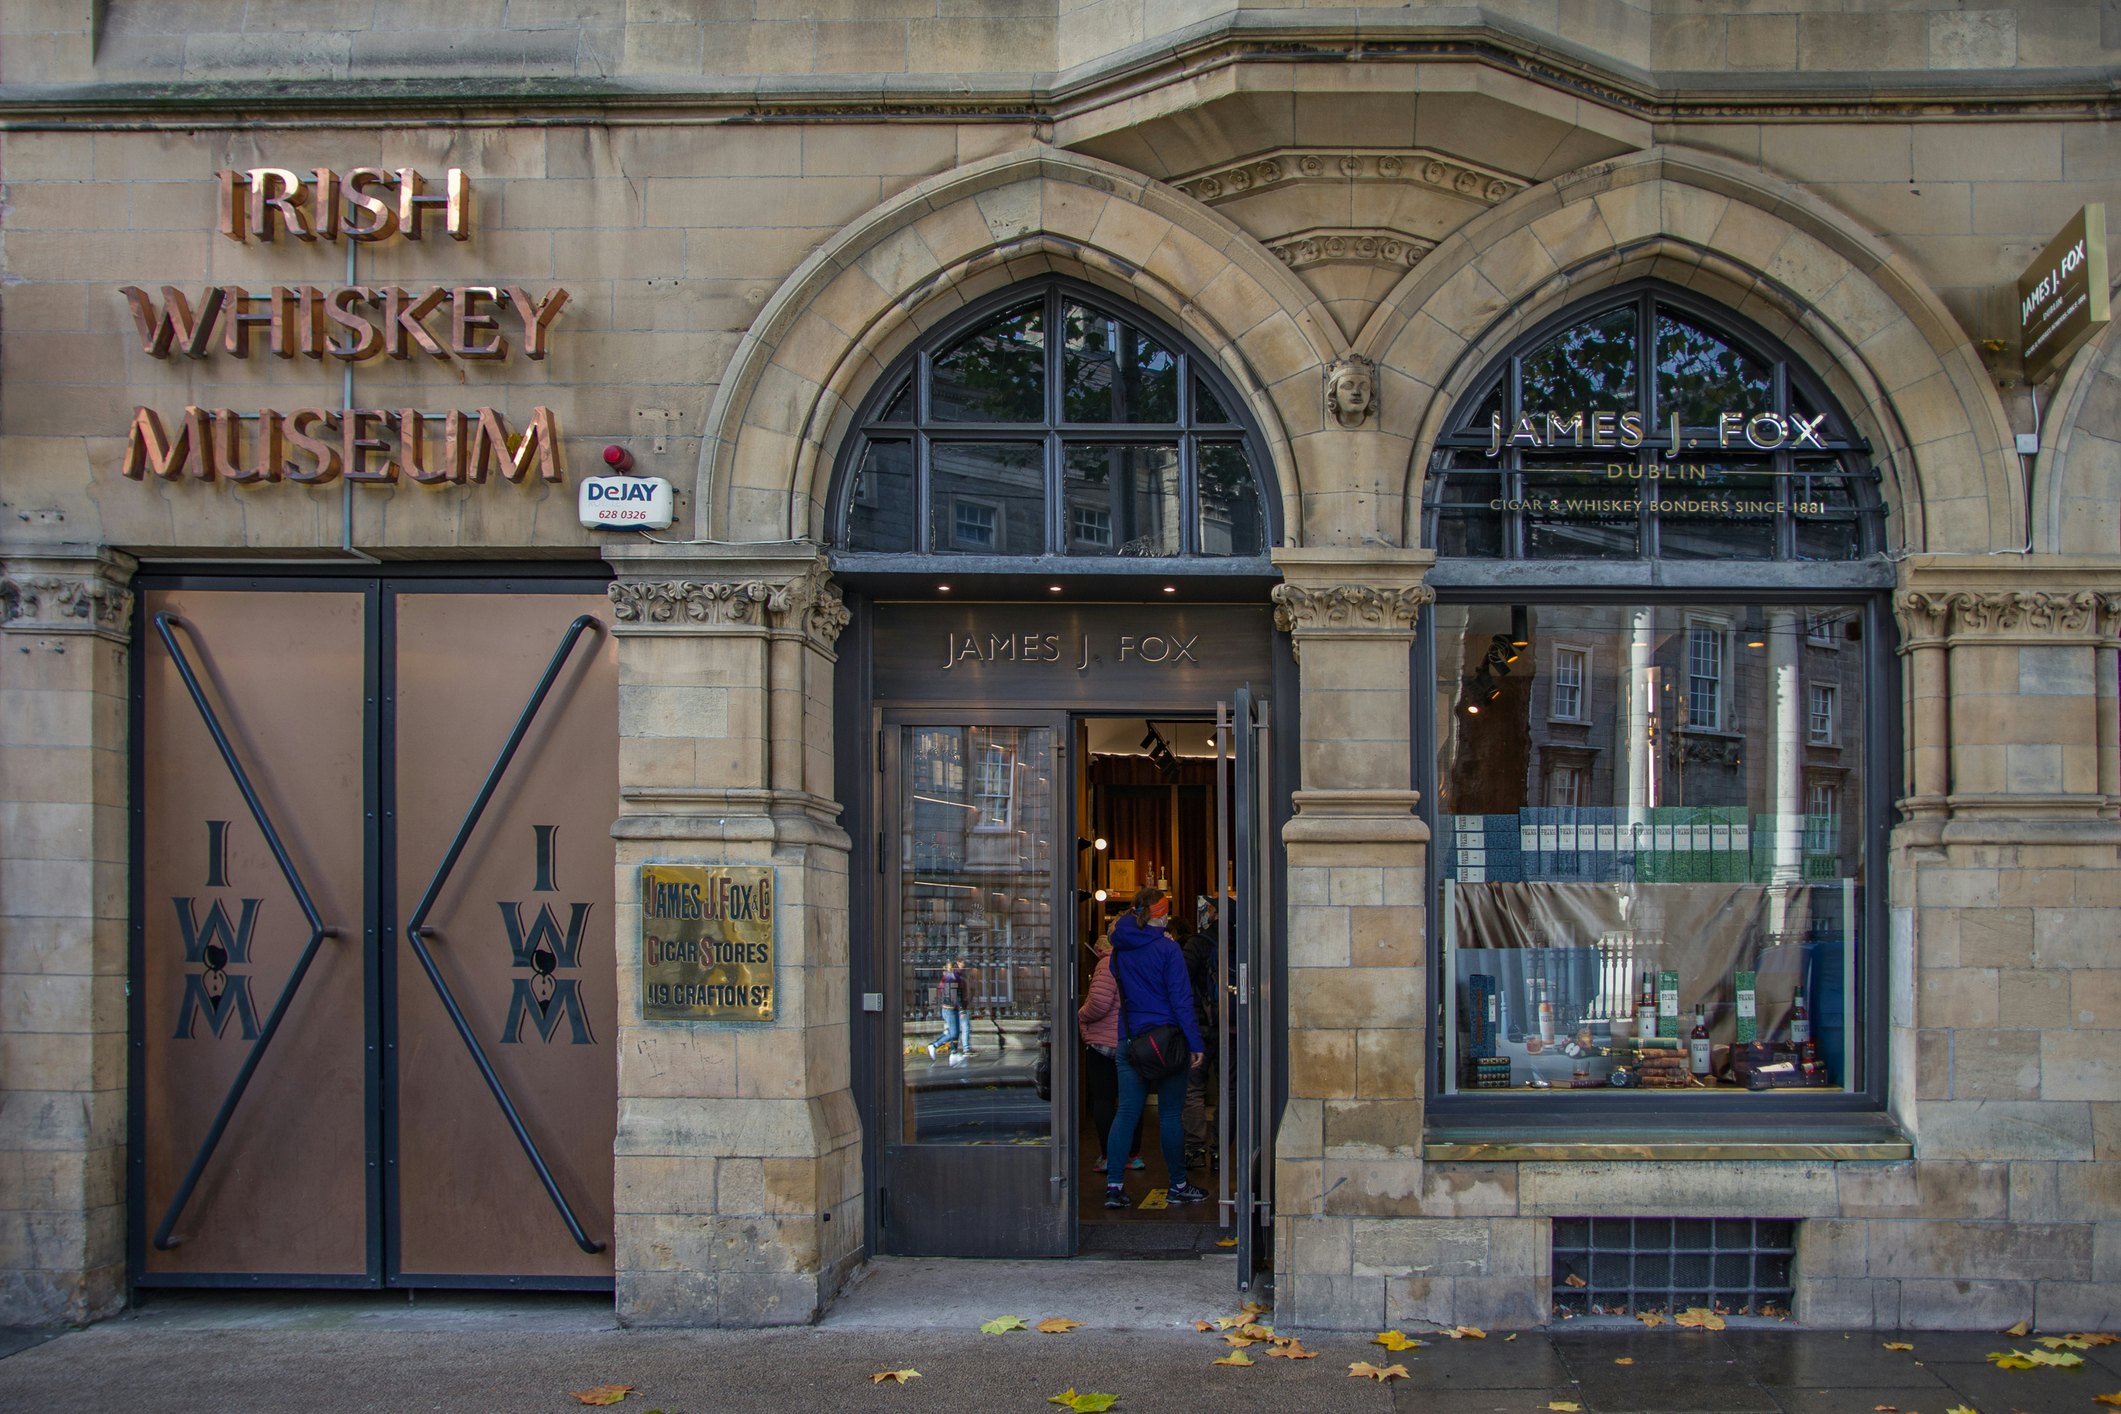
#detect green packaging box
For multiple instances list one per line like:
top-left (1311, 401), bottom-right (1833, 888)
top-left (1658, 970), bottom-right (1680, 1038)
top-left (1735, 970), bottom-right (1757, 1043)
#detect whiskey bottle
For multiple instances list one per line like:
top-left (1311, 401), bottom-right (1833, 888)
top-left (1634, 973), bottom-right (1658, 1038)
top-left (1537, 980), bottom-right (1556, 1046)
top-left (1689, 1004), bottom-right (1712, 1077)
top-left (1789, 990), bottom-right (1811, 1047)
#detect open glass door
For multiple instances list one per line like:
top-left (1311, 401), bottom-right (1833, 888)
top-left (878, 715), bottom-right (1072, 1256)
top-left (1216, 686), bottom-right (1273, 1290)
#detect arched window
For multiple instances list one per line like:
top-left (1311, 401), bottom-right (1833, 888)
top-left (1423, 284), bottom-right (1882, 562)
top-left (831, 281), bottom-right (1271, 565)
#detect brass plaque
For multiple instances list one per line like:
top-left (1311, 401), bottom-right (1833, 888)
top-left (640, 866), bottom-right (777, 1022)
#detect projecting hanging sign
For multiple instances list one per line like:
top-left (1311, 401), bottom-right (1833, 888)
top-left (118, 166), bottom-right (572, 486)
top-left (2019, 204), bottom-right (2109, 386)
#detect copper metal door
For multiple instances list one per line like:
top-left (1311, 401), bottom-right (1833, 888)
top-left (388, 590), bottom-right (617, 1284)
top-left (136, 586), bottom-right (374, 1281)
top-left (133, 576), bottom-right (616, 1289)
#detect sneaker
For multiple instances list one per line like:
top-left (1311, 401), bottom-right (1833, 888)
top-left (1168, 1181), bottom-right (1209, 1204)
top-left (1103, 1185), bottom-right (1129, 1209)
top-left (1128, 1155), bottom-right (1145, 1171)
top-left (948, 1052), bottom-right (966, 1067)
top-left (925, 1043), bottom-right (938, 1059)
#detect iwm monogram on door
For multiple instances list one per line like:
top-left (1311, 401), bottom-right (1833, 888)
top-left (135, 582), bottom-right (618, 1288)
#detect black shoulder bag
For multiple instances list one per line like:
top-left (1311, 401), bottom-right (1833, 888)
top-left (1114, 959), bottom-right (1189, 1085)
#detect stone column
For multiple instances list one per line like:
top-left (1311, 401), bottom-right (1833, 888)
top-left (1895, 592), bottom-right (1952, 828)
top-left (601, 542), bottom-right (859, 1327)
top-left (1268, 548), bottom-right (1530, 1329)
top-left (0, 549), bottom-right (135, 1325)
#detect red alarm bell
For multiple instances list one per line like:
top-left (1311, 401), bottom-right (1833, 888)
top-left (602, 445), bottom-right (635, 472)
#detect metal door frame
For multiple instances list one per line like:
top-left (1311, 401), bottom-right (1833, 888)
top-left (1216, 686), bottom-right (1273, 1289)
top-left (873, 708), bottom-right (1076, 1257)
top-left (128, 565), bottom-right (614, 1292)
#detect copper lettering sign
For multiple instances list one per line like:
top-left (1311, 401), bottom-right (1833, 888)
top-left (640, 866), bottom-right (776, 1023)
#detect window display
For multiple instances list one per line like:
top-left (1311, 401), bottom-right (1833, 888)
top-left (1433, 601), bottom-right (1868, 1097)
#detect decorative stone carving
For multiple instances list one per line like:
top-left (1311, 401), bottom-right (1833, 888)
top-left (1174, 149), bottom-right (1523, 208)
top-left (608, 566), bottom-right (849, 647)
top-left (1268, 227), bottom-right (1436, 273)
top-left (1895, 591), bottom-right (1953, 643)
top-left (1947, 590), bottom-right (2115, 636)
top-left (1, 572), bottom-right (134, 636)
top-left (1271, 582), bottom-right (1432, 633)
top-left (1323, 355), bottom-right (1378, 429)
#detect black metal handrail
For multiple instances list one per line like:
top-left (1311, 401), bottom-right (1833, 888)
top-left (150, 613), bottom-right (344, 1251)
top-left (400, 613), bottom-right (606, 1255)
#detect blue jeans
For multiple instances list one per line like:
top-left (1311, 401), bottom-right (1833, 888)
top-left (1107, 1048), bottom-right (1188, 1189)
top-left (932, 1008), bottom-right (969, 1051)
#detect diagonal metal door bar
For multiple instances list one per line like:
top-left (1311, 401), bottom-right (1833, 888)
top-left (398, 613), bottom-right (606, 1255)
top-left (151, 613), bottom-right (345, 1251)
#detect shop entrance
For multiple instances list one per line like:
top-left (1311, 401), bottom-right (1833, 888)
top-left (860, 602), bottom-right (1281, 1281)
top-left (131, 572), bottom-right (617, 1290)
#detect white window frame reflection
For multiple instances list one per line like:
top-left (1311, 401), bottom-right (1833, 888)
top-left (1551, 644), bottom-right (1590, 722)
top-left (953, 496), bottom-right (1001, 551)
top-left (972, 741), bottom-right (1016, 833)
top-left (1808, 682), bottom-right (1837, 746)
top-left (1685, 619), bottom-right (1729, 732)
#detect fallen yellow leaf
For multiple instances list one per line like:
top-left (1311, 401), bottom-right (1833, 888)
top-left (1615, 1357), bottom-right (1635, 1365)
top-left (1675, 1307), bottom-right (1727, 1331)
top-left (1221, 1333), bottom-right (1256, 1349)
top-left (980, 1315), bottom-right (1028, 1335)
top-left (1267, 1340), bottom-right (1318, 1360)
top-left (1239, 1323), bottom-right (1274, 1340)
top-left (1348, 1361), bottom-right (1409, 1382)
top-left (2028, 1350), bottom-right (2084, 1368)
top-left (2093, 1393), bottom-right (2121, 1407)
top-left (1549, 1403), bottom-right (1582, 1412)
top-left (1506, 1333), bottom-right (1519, 1342)
top-left (1046, 1391), bottom-right (1118, 1413)
top-left (1564, 1273), bottom-right (1589, 1288)
top-left (570, 1387), bottom-right (636, 1407)
top-left (870, 1370), bottom-right (920, 1385)
top-left (2070, 1334), bottom-right (2120, 1347)
top-left (1216, 1237), bottom-right (1238, 1248)
top-left (2006, 1320), bottom-right (2032, 1337)
top-left (1240, 1301), bottom-right (1271, 1317)
top-left (1885, 1342), bottom-right (1916, 1352)
top-left (1447, 1325), bottom-right (1488, 1339)
top-left (1944, 1407), bottom-right (1975, 1414)
top-left (1638, 1312), bottom-right (1665, 1329)
top-left (1036, 1318), bottom-right (1082, 1334)
top-left (1194, 1320), bottom-right (1214, 1332)
top-left (1212, 1351), bottom-right (1254, 1367)
top-left (1872, 1405), bottom-right (1898, 1411)
top-left (2039, 1336), bottom-right (2092, 1351)
top-left (1371, 1330), bottom-right (1422, 1352)
top-left (1990, 1350), bottom-right (2040, 1370)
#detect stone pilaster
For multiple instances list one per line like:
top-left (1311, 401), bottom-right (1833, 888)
top-left (0, 548), bottom-right (135, 1325)
top-left (601, 541), bottom-right (858, 1327)
top-left (1267, 548), bottom-right (1467, 1328)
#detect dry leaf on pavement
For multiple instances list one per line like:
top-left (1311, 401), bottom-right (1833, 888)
top-left (2006, 1320), bottom-right (2032, 1337)
top-left (1564, 1273), bottom-right (1588, 1288)
top-left (2069, 1334), bottom-right (2119, 1347)
top-left (1676, 1308), bottom-right (1727, 1331)
top-left (1615, 1358), bottom-right (1634, 1365)
top-left (870, 1370), bottom-right (920, 1385)
top-left (1990, 1350), bottom-right (2040, 1370)
top-left (980, 1315), bottom-right (1028, 1335)
top-left (2092, 1393), bottom-right (2121, 1407)
top-left (1267, 1340), bottom-right (1318, 1360)
top-left (1221, 1333), bottom-right (1256, 1349)
top-left (1240, 1301), bottom-right (1271, 1317)
top-left (1212, 1351), bottom-right (1254, 1367)
top-left (1872, 1405), bottom-right (1898, 1410)
top-left (1944, 1406), bottom-right (1976, 1414)
top-left (1447, 1325), bottom-right (1488, 1339)
top-left (1046, 1390), bottom-right (1117, 1412)
top-left (1371, 1330), bottom-right (1422, 1352)
top-left (570, 1386), bottom-right (637, 1406)
top-left (2028, 1350), bottom-right (2084, 1368)
top-left (1037, 1318), bottom-right (1082, 1334)
top-left (1885, 1343), bottom-right (1916, 1352)
top-left (1549, 1403), bottom-right (1582, 1412)
top-left (1348, 1362), bottom-right (1409, 1382)
top-left (2039, 1337), bottom-right (2092, 1350)
top-left (1194, 1320), bottom-right (1214, 1332)
top-left (1638, 1313), bottom-right (1665, 1329)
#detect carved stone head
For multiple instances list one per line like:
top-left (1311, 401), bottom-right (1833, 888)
top-left (1324, 355), bottom-right (1377, 428)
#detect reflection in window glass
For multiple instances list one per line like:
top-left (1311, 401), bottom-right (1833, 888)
top-left (1198, 442), bottom-right (1266, 556)
top-left (930, 443), bottom-right (1043, 554)
top-left (1433, 603), bottom-right (1865, 1099)
top-left (1062, 443), bottom-right (1179, 556)
top-left (844, 439), bottom-right (915, 551)
top-left (1657, 469), bottom-right (1779, 560)
top-left (1063, 304), bottom-right (1179, 424)
top-left (878, 380), bottom-right (914, 423)
top-left (1520, 306), bottom-right (1637, 412)
top-left (931, 300), bottom-right (1046, 423)
top-left (1656, 311), bottom-right (1771, 429)
top-left (900, 725), bottom-right (1054, 1145)
top-left (1194, 376), bottom-right (1235, 425)
top-left (1524, 466), bottom-right (1639, 559)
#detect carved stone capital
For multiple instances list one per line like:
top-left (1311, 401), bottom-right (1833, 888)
top-left (607, 561), bottom-right (848, 649)
top-left (1270, 582), bottom-right (1432, 634)
top-left (1894, 591), bottom-right (1953, 646)
top-left (1, 550), bottom-right (137, 641)
top-left (1939, 589), bottom-right (2116, 640)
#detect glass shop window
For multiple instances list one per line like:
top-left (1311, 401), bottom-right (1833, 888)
top-left (833, 281), bottom-right (1271, 560)
top-left (1433, 602), bottom-right (1868, 1098)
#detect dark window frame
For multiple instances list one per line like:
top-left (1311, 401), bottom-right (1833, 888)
top-left (827, 278), bottom-right (1278, 573)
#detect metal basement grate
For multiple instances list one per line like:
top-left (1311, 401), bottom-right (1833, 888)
top-left (1551, 1217), bottom-right (1795, 1317)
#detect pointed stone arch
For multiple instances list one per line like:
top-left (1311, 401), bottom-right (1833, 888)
top-left (2034, 318), bottom-right (2121, 557)
top-left (695, 147), bottom-right (1343, 546)
top-left (1358, 147), bottom-right (2023, 554)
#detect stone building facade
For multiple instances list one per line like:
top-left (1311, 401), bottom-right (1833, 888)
top-left (1, 0), bottom-right (2116, 1331)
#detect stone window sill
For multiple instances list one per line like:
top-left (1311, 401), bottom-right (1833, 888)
top-left (1422, 1118), bottom-right (1910, 1163)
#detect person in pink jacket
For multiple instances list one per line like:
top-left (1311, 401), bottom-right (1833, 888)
top-left (1077, 937), bottom-right (1138, 1174)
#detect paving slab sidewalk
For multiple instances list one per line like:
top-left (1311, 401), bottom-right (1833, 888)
top-left (0, 1259), bottom-right (2112, 1414)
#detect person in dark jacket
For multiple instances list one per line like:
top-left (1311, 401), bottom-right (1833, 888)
top-left (1103, 886), bottom-right (1206, 1208)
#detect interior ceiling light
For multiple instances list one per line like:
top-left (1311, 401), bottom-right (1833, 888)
top-left (937, 583), bottom-right (951, 593)
top-left (1048, 584), bottom-right (1063, 593)
top-left (1162, 585), bottom-right (1177, 594)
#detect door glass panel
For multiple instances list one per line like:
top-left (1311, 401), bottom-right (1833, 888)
top-left (900, 725), bottom-right (1055, 1146)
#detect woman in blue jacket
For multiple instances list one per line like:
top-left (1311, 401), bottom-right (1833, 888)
top-left (1104, 886), bottom-right (1207, 1209)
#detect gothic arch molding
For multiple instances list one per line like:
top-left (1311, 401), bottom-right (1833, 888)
top-left (695, 147), bottom-right (1340, 545)
top-left (2034, 318), bottom-right (2121, 557)
top-left (1360, 147), bottom-right (2023, 555)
